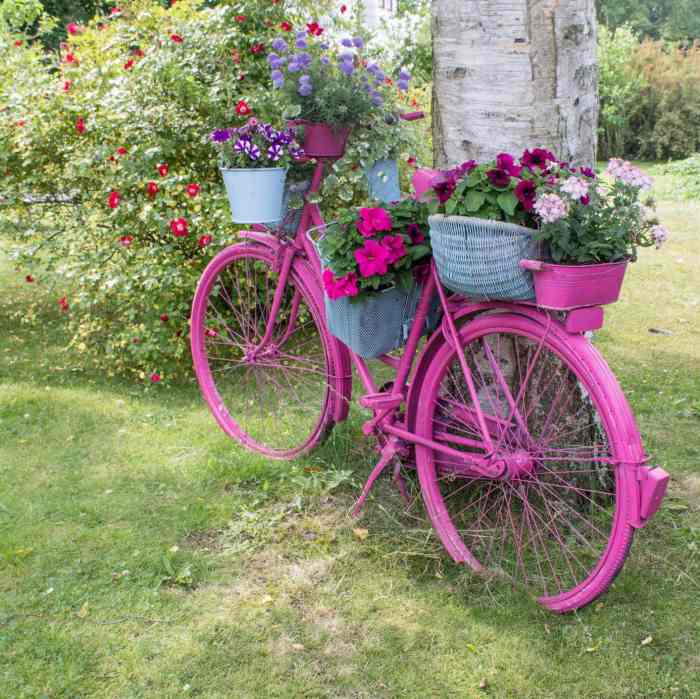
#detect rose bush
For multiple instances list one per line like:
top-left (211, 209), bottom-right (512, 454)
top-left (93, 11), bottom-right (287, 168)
top-left (1, 0), bottom-right (428, 383)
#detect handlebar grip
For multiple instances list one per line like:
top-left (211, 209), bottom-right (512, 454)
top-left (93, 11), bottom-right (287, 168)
top-left (399, 111), bottom-right (425, 122)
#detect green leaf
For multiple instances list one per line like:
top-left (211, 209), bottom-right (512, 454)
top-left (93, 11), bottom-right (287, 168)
top-left (497, 191), bottom-right (519, 217)
top-left (464, 190), bottom-right (486, 212)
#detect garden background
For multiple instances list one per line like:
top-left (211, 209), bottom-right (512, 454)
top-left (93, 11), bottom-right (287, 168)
top-left (1, 0), bottom-right (699, 696)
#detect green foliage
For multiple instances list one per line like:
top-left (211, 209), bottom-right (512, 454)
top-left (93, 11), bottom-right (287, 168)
top-left (598, 27), bottom-right (700, 159)
top-left (0, 0), bottom-right (324, 382)
top-left (663, 155), bottom-right (700, 199)
top-left (597, 0), bottom-right (700, 43)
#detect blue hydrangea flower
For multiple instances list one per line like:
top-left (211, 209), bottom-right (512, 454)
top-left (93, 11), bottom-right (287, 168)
top-left (340, 62), bottom-right (354, 76)
top-left (295, 37), bottom-right (308, 49)
top-left (353, 36), bottom-right (364, 49)
top-left (398, 79), bottom-right (409, 91)
top-left (288, 60), bottom-right (301, 73)
top-left (367, 62), bottom-right (378, 74)
top-left (296, 52), bottom-right (312, 68)
top-left (399, 68), bottom-right (411, 81)
top-left (339, 51), bottom-right (354, 63)
top-left (341, 37), bottom-right (353, 47)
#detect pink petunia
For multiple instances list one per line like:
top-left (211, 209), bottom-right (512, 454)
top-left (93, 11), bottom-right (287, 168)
top-left (323, 269), bottom-right (359, 300)
top-left (354, 239), bottom-right (391, 278)
top-left (382, 235), bottom-right (407, 264)
top-left (356, 207), bottom-right (393, 237)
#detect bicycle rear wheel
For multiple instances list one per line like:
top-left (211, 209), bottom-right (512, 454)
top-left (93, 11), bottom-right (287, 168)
top-left (191, 243), bottom-right (337, 459)
top-left (414, 312), bottom-right (639, 612)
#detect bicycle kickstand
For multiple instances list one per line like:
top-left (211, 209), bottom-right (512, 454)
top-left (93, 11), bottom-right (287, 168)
top-left (352, 436), bottom-right (403, 518)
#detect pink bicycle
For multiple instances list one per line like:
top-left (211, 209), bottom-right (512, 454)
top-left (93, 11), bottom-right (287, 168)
top-left (191, 116), bottom-right (668, 613)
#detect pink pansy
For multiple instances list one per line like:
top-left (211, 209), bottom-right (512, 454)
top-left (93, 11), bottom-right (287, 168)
top-left (323, 269), bottom-right (359, 300)
top-left (354, 239), bottom-right (391, 278)
top-left (356, 207), bottom-right (393, 237)
top-left (382, 235), bottom-right (407, 264)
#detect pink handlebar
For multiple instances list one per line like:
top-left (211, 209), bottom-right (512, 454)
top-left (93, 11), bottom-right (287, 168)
top-left (399, 111), bottom-right (425, 122)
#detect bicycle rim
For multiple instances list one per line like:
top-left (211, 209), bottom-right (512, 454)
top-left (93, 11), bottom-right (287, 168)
top-left (414, 313), bottom-right (637, 612)
top-left (191, 244), bottom-right (336, 459)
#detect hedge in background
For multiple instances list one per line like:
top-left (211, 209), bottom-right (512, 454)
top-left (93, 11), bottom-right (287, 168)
top-left (598, 26), bottom-right (700, 161)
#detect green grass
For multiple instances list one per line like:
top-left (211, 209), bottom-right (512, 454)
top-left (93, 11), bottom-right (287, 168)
top-left (1, 166), bottom-right (699, 698)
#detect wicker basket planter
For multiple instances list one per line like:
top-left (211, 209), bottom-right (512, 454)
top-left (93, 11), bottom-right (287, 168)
top-left (428, 214), bottom-right (538, 301)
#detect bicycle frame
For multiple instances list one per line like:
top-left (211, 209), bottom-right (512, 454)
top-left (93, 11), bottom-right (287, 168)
top-left (248, 157), bottom-right (525, 485)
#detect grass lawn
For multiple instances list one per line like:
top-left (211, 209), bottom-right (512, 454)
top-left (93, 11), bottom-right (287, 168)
top-left (1, 165), bottom-right (699, 698)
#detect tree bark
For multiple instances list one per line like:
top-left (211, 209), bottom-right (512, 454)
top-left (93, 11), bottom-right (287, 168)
top-left (432, 0), bottom-right (598, 168)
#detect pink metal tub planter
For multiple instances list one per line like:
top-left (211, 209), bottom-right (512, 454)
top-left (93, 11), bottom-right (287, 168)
top-left (298, 121), bottom-right (351, 158)
top-left (519, 259), bottom-right (629, 310)
top-left (210, 120), bottom-right (303, 224)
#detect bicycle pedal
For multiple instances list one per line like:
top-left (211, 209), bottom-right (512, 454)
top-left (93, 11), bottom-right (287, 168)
top-left (359, 392), bottom-right (404, 411)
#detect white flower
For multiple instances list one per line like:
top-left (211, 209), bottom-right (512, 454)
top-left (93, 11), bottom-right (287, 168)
top-left (560, 176), bottom-right (590, 200)
top-left (533, 193), bottom-right (569, 224)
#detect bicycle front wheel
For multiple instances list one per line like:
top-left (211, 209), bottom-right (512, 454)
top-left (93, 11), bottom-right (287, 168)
top-left (414, 312), bottom-right (640, 612)
top-left (191, 243), bottom-right (337, 459)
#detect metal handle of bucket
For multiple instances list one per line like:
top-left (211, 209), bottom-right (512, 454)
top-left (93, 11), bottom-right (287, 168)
top-left (520, 259), bottom-right (546, 272)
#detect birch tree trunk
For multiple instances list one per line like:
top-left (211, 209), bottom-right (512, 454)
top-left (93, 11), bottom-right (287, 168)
top-left (432, 0), bottom-right (598, 168)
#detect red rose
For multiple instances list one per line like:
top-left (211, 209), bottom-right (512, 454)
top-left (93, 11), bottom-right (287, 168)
top-left (25, 274), bottom-right (34, 283)
top-left (132, 48), bottom-right (144, 57)
top-left (170, 218), bottom-right (189, 237)
top-left (307, 21), bottom-right (324, 36)
top-left (63, 80), bottom-right (71, 92)
top-left (235, 14), bottom-right (246, 22)
top-left (110, 7), bottom-right (121, 14)
top-left (58, 296), bottom-right (69, 312)
top-left (198, 234), bottom-right (212, 248)
top-left (14, 40), bottom-right (23, 47)
top-left (119, 235), bottom-right (133, 247)
top-left (124, 59), bottom-right (134, 70)
top-left (67, 23), bottom-right (80, 35)
top-left (170, 34), bottom-right (183, 43)
top-left (157, 163), bottom-right (169, 177)
top-left (65, 52), bottom-right (77, 64)
top-left (117, 146), bottom-right (127, 156)
top-left (160, 313), bottom-right (169, 322)
top-left (407, 156), bottom-right (417, 167)
top-left (108, 191), bottom-right (121, 209)
top-left (17, 120), bottom-right (26, 127)
top-left (238, 72), bottom-right (246, 82)
top-left (340, 4), bottom-right (348, 12)
top-left (280, 21), bottom-right (292, 32)
top-left (186, 183), bottom-right (200, 198)
top-left (235, 99), bottom-right (251, 116)
top-left (250, 42), bottom-right (265, 55)
top-left (75, 117), bottom-right (85, 134)
top-left (150, 373), bottom-right (161, 383)
top-left (147, 181), bottom-right (159, 197)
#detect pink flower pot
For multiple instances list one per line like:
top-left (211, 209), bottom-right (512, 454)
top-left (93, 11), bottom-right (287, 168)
top-left (519, 259), bottom-right (629, 310)
top-left (301, 122), bottom-right (350, 158)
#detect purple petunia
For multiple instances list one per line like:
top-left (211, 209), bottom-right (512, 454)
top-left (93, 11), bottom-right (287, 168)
top-left (211, 129), bottom-right (231, 143)
top-left (247, 144), bottom-right (261, 161)
top-left (290, 146), bottom-right (305, 159)
top-left (267, 143), bottom-right (284, 162)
